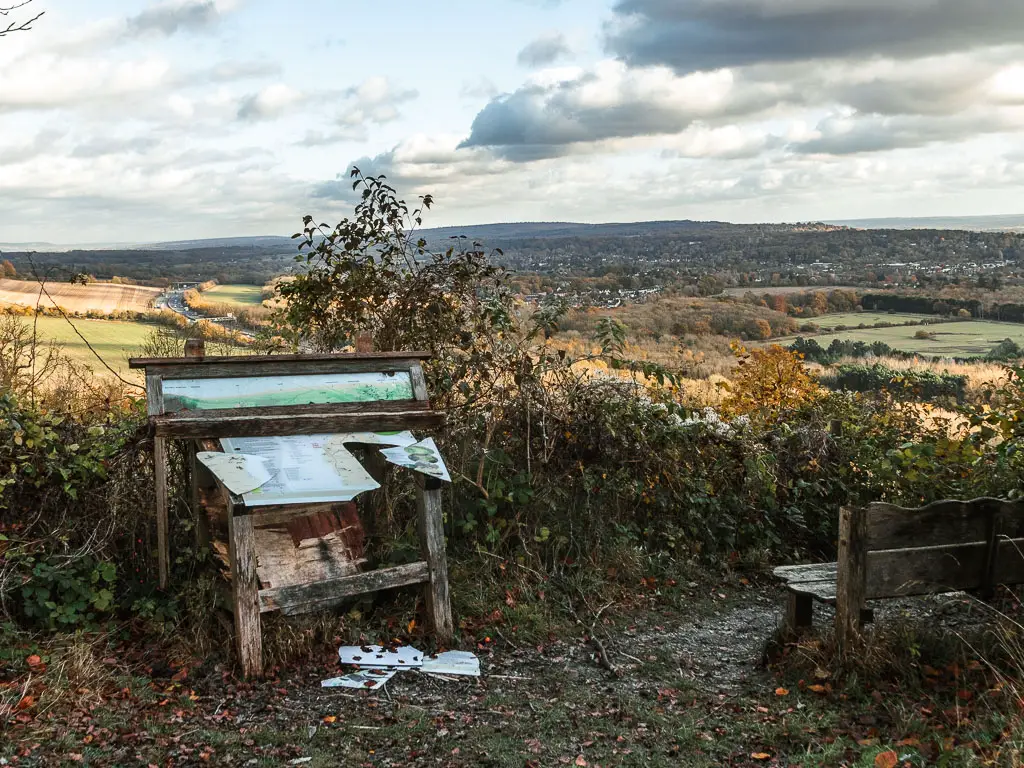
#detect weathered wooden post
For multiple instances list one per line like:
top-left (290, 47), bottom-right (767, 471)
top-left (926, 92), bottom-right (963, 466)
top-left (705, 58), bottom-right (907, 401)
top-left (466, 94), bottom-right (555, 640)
top-left (835, 506), bottom-right (867, 653)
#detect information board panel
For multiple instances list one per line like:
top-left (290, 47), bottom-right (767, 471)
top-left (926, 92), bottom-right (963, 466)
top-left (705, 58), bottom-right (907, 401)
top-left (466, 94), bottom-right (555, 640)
top-left (162, 371), bottom-right (414, 412)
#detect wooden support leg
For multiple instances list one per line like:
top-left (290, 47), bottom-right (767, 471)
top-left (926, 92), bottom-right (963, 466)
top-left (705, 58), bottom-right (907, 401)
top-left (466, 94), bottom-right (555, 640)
top-left (361, 451), bottom-right (388, 544)
top-left (154, 436), bottom-right (170, 589)
top-left (836, 506), bottom-right (868, 654)
top-left (188, 442), bottom-right (212, 552)
top-left (416, 478), bottom-right (453, 642)
top-left (785, 591), bottom-right (814, 632)
top-left (228, 504), bottom-right (262, 678)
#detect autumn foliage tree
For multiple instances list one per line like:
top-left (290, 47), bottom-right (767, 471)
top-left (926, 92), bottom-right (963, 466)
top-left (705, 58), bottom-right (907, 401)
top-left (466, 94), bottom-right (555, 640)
top-left (722, 345), bottom-right (821, 419)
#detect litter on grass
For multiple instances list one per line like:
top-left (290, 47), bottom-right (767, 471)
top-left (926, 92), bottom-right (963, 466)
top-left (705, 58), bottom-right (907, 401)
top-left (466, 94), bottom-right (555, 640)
top-left (421, 651), bottom-right (481, 677)
top-left (324, 645), bottom-right (481, 690)
top-left (338, 644), bottom-right (424, 667)
top-left (321, 668), bottom-right (396, 690)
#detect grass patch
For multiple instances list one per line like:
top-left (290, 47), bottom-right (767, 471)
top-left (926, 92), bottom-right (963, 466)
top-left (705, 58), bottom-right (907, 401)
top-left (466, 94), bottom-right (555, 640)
top-left (813, 311), bottom-right (938, 328)
top-left (14, 315), bottom-right (158, 374)
top-left (202, 284), bottom-right (265, 306)
top-left (779, 315), bottom-right (1024, 357)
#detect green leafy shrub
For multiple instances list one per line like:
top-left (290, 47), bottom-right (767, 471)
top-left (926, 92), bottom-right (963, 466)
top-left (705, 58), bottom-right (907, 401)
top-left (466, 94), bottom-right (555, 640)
top-left (822, 363), bottom-right (967, 403)
top-left (0, 391), bottom-right (160, 631)
top-left (17, 555), bottom-right (116, 629)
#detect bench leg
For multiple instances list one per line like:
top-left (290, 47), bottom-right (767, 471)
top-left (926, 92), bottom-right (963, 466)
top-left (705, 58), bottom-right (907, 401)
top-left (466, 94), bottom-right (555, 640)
top-left (786, 592), bottom-right (814, 632)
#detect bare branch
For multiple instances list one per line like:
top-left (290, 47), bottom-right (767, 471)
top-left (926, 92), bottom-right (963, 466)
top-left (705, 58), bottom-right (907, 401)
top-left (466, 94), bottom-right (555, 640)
top-left (0, 0), bottom-right (43, 37)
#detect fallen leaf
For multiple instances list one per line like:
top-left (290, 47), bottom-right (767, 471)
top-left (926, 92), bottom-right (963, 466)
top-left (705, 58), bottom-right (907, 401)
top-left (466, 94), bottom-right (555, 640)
top-left (813, 667), bottom-right (830, 680)
top-left (807, 684), bottom-right (828, 694)
top-left (25, 654), bottom-right (42, 667)
top-left (874, 750), bottom-right (898, 768)
top-left (751, 752), bottom-right (771, 761)
top-left (775, 687), bottom-right (789, 696)
top-left (575, 756), bottom-right (588, 766)
top-left (322, 716), bottom-right (337, 724)
top-left (407, 618), bottom-right (416, 634)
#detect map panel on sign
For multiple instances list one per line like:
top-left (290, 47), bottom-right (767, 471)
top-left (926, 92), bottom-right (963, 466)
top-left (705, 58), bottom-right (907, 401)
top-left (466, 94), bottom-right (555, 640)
top-left (161, 371), bottom-right (414, 412)
top-left (217, 432), bottom-right (417, 506)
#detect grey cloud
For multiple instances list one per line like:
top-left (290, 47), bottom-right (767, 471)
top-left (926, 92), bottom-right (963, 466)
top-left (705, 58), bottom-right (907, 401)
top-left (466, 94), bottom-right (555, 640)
top-left (459, 70), bottom-right (790, 161)
top-left (606, 0), bottom-right (1024, 74)
top-left (127, 0), bottom-right (220, 36)
top-left (517, 34), bottom-right (571, 68)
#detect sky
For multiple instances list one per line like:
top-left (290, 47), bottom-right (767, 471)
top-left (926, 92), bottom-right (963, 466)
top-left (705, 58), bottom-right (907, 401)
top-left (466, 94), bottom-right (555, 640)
top-left (0, 0), bottom-right (1023, 243)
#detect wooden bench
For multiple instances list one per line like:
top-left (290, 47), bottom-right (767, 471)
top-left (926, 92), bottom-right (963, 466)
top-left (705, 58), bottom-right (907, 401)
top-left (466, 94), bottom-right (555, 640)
top-left (774, 498), bottom-right (1024, 647)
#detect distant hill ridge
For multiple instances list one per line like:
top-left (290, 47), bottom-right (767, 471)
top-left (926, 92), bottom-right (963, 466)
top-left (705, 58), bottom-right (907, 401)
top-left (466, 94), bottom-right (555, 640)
top-left (3, 213), bottom-right (1022, 253)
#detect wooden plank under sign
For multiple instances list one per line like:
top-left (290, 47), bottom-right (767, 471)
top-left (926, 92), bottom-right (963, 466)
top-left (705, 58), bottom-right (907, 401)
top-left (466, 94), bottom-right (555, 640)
top-left (259, 561), bottom-right (431, 614)
top-left (253, 524), bottom-right (365, 591)
top-left (154, 410), bottom-right (445, 439)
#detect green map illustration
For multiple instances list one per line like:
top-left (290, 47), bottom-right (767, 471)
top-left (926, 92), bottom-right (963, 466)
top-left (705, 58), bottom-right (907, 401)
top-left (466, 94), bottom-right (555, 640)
top-left (163, 372), bottom-right (414, 412)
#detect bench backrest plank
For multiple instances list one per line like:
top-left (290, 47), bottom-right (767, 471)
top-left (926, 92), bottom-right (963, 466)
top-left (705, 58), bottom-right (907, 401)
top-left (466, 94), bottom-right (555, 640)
top-left (866, 498), bottom-right (1024, 551)
top-left (866, 538), bottom-right (1024, 598)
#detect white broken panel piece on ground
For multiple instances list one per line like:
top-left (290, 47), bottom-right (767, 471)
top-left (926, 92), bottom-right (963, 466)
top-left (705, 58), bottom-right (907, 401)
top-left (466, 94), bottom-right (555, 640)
top-left (337, 644), bottom-right (424, 667)
top-left (321, 668), bottom-right (396, 690)
top-left (420, 650), bottom-right (480, 677)
top-left (195, 452), bottom-right (274, 496)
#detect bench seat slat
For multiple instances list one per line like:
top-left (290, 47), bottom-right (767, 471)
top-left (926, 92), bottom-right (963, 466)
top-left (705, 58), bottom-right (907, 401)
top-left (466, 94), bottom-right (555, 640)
top-left (773, 563), bottom-right (837, 583)
top-left (786, 579), bottom-right (837, 604)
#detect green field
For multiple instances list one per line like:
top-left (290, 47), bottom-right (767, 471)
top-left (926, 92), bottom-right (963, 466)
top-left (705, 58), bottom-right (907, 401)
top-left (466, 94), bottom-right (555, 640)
top-left (15, 316), bottom-right (155, 374)
top-left (782, 318), bottom-right (1024, 357)
top-left (203, 284), bottom-right (264, 306)
top-left (811, 311), bottom-right (937, 329)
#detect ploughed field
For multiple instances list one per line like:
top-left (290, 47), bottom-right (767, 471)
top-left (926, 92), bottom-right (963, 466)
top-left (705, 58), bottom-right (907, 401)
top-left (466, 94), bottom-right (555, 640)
top-left (0, 279), bottom-right (161, 313)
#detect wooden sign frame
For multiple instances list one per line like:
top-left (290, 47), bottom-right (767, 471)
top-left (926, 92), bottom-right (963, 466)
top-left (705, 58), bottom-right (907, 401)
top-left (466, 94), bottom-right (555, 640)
top-left (129, 350), bottom-right (452, 676)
